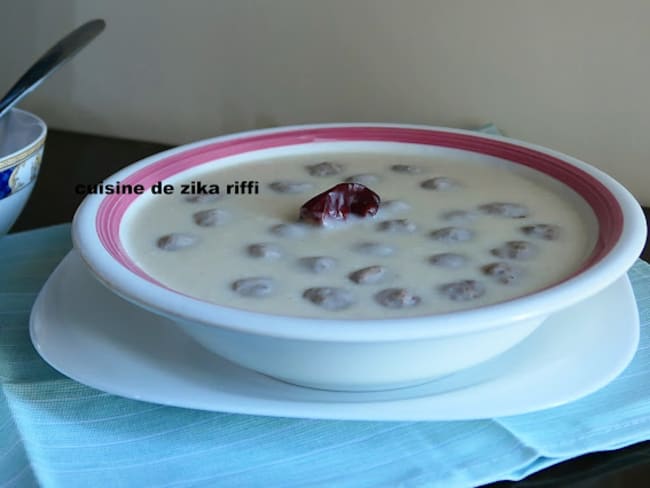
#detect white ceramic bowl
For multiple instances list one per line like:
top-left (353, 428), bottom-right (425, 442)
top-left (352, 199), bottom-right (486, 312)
top-left (0, 108), bottom-right (47, 235)
top-left (72, 124), bottom-right (647, 391)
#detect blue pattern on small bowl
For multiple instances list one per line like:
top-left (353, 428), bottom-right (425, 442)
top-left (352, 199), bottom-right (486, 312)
top-left (0, 109), bottom-right (47, 234)
top-left (0, 167), bottom-right (11, 199)
top-left (0, 111), bottom-right (46, 201)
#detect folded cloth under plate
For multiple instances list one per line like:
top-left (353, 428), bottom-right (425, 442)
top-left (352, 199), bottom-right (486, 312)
top-left (0, 221), bottom-right (648, 487)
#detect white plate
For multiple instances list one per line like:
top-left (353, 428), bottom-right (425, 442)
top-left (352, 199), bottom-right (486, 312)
top-left (30, 251), bottom-right (639, 421)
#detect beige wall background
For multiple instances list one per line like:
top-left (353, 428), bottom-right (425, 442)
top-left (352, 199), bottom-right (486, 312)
top-left (1, 0), bottom-right (649, 203)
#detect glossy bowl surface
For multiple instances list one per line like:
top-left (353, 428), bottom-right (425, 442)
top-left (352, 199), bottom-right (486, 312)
top-left (72, 123), bottom-right (647, 390)
top-left (0, 108), bottom-right (47, 235)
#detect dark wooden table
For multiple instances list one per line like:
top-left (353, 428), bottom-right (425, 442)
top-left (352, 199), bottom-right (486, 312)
top-left (12, 128), bottom-right (650, 487)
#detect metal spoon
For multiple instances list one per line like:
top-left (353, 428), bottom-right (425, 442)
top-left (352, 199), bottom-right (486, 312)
top-left (0, 19), bottom-right (106, 120)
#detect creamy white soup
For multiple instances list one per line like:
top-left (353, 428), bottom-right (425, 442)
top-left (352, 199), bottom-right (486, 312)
top-left (121, 146), bottom-right (597, 318)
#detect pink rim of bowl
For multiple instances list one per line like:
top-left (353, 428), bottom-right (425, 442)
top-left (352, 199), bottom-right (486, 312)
top-left (72, 124), bottom-right (647, 342)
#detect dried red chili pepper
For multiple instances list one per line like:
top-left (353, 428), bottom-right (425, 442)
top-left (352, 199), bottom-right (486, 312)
top-left (299, 183), bottom-right (380, 225)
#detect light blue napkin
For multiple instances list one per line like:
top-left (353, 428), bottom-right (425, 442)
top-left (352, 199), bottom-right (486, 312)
top-left (0, 222), bottom-right (649, 488)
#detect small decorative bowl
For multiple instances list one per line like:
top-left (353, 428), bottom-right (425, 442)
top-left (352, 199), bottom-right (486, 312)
top-left (0, 108), bottom-right (47, 235)
top-left (72, 124), bottom-right (647, 391)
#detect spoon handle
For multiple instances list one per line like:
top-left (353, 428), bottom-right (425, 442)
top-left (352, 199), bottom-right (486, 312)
top-left (0, 19), bottom-right (106, 119)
